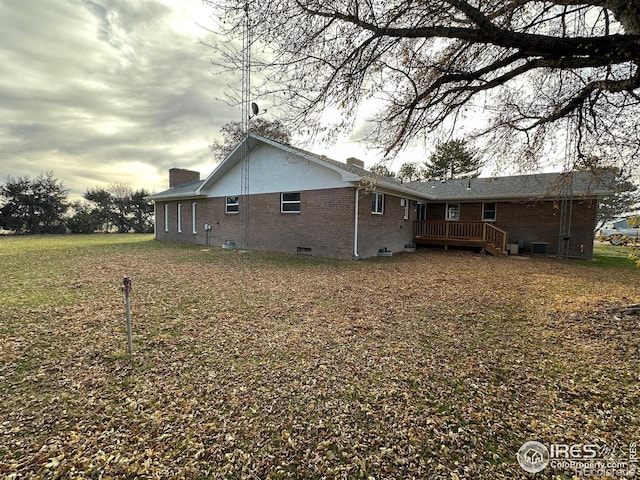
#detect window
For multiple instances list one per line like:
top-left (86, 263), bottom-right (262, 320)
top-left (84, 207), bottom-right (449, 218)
top-left (372, 192), bottom-right (384, 214)
top-left (192, 202), bottom-right (197, 234)
top-left (226, 196), bottom-right (239, 214)
top-left (446, 203), bottom-right (460, 221)
top-left (177, 203), bottom-right (182, 233)
top-left (402, 198), bottom-right (409, 220)
top-left (163, 204), bottom-right (169, 232)
top-left (281, 192), bottom-right (301, 213)
top-left (482, 202), bottom-right (497, 221)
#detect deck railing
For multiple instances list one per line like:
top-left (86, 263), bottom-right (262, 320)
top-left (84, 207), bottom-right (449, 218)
top-left (414, 221), bottom-right (508, 252)
top-left (484, 222), bottom-right (508, 253)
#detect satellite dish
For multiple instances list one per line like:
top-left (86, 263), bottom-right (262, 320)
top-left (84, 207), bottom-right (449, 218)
top-left (251, 102), bottom-right (259, 115)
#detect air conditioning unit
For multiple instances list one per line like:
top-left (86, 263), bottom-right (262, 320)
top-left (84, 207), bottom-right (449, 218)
top-left (531, 242), bottom-right (548, 255)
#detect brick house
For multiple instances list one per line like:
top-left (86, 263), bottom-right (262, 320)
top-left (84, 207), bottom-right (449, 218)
top-left (407, 174), bottom-right (613, 259)
top-left (147, 133), bottom-right (614, 259)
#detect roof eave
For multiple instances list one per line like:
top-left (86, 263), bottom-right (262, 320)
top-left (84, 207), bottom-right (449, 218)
top-left (359, 181), bottom-right (436, 200)
top-left (146, 192), bottom-right (208, 202)
top-left (431, 191), bottom-right (612, 202)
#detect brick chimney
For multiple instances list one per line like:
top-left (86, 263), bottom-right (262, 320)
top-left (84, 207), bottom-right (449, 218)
top-left (346, 157), bottom-right (365, 168)
top-left (169, 168), bottom-right (200, 188)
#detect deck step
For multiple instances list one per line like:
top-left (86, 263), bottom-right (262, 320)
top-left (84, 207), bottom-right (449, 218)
top-left (484, 243), bottom-right (507, 256)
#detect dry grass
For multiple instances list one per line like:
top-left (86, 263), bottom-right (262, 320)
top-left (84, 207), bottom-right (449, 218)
top-left (1, 235), bottom-right (639, 479)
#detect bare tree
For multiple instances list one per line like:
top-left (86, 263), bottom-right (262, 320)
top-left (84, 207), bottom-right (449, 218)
top-left (207, 1), bottom-right (640, 173)
top-left (210, 118), bottom-right (293, 161)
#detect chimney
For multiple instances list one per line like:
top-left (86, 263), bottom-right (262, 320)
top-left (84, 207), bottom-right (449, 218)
top-left (346, 157), bottom-right (365, 168)
top-left (169, 168), bottom-right (200, 188)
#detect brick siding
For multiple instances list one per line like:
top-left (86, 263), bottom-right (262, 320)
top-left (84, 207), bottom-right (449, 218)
top-left (356, 191), bottom-right (415, 258)
top-left (426, 199), bottom-right (597, 258)
top-left (155, 187), bottom-right (417, 259)
top-left (495, 199), bottom-right (597, 258)
top-left (156, 188), bottom-right (355, 259)
top-left (156, 191), bottom-right (596, 259)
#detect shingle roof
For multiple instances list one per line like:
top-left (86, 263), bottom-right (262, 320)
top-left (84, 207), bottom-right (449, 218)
top-left (147, 134), bottom-right (617, 202)
top-left (146, 179), bottom-right (205, 200)
top-left (406, 171), bottom-right (615, 201)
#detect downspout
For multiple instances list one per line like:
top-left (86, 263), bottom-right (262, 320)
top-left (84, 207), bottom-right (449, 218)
top-left (153, 202), bottom-right (157, 239)
top-left (353, 187), bottom-right (360, 258)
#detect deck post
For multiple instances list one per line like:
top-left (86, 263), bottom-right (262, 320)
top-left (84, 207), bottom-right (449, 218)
top-left (444, 222), bottom-right (449, 250)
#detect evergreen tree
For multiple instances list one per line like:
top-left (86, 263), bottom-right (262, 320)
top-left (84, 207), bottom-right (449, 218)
top-left (83, 187), bottom-right (114, 232)
top-left (66, 201), bottom-right (102, 234)
top-left (423, 140), bottom-right (482, 180)
top-left (109, 184), bottom-right (134, 233)
top-left (0, 172), bottom-right (68, 234)
top-left (595, 170), bottom-right (640, 230)
top-left (80, 185), bottom-right (154, 233)
top-left (397, 162), bottom-right (424, 182)
top-left (130, 189), bottom-right (154, 233)
top-left (371, 162), bottom-right (395, 178)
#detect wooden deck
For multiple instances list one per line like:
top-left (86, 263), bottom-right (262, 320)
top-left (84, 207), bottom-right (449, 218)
top-left (414, 221), bottom-right (508, 256)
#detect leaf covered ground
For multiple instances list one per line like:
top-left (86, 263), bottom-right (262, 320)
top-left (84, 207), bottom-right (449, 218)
top-left (1, 235), bottom-right (639, 479)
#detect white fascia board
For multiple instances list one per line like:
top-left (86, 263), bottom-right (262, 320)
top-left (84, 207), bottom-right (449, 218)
top-left (146, 193), bottom-right (207, 202)
top-left (365, 182), bottom-right (435, 201)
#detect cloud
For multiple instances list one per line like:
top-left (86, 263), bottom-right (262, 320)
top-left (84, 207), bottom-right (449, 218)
top-left (0, 0), bottom-right (238, 198)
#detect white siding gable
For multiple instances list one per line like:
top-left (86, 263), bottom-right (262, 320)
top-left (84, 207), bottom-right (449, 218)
top-left (202, 143), bottom-right (353, 197)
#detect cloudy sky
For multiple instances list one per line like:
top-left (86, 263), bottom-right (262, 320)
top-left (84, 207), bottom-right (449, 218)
top-left (0, 0), bottom-right (375, 199)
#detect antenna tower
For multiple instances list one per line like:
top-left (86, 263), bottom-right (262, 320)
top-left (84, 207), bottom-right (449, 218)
top-left (240, 2), bottom-right (251, 250)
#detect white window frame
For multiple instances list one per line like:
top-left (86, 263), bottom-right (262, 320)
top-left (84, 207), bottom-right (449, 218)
top-left (281, 192), bottom-right (301, 213)
top-left (402, 198), bottom-right (409, 220)
top-left (482, 202), bottom-right (497, 222)
top-left (163, 204), bottom-right (169, 232)
top-left (177, 203), bottom-right (182, 233)
top-left (446, 203), bottom-right (460, 221)
top-left (372, 192), bottom-right (384, 215)
top-left (191, 202), bottom-right (197, 234)
top-left (226, 196), bottom-right (239, 214)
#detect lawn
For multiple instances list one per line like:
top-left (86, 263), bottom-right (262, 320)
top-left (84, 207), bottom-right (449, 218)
top-left (591, 241), bottom-right (640, 269)
top-left (1, 235), bottom-right (639, 479)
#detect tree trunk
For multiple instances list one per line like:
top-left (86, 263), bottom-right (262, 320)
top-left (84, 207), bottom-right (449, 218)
top-left (604, 1), bottom-right (640, 34)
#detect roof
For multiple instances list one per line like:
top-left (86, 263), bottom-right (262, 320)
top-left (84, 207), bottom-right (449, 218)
top-left (407, 171), bottom-right (616, 201)
top-left (147, 135), bottom-right (617, 202)
top-left (148, 133), bottom-right (425, 201)
top-left (146, 179), bottom-right (206, 201)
